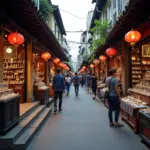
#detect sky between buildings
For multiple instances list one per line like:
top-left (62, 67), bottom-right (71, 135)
top-left (52, 0), bottom-right (95, 62)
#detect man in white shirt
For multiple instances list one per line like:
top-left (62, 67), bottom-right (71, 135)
top-left (65, 74), bottom-right (71, 95)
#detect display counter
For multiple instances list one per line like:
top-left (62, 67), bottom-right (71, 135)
top-left (139, 108), bottom-right (150, 147)
top-left (121, 96), bottom-right (147, 133)
top-left (0, 83), bottom-right (20, 135)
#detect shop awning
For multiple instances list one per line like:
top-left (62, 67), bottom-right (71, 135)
top-left (96, 0), bottom-right (150, 56)
top-left (0, 0), bottom-right (68, 61)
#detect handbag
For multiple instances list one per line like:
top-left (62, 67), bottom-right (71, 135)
top-left (104, 78), bottom-right (113, 99)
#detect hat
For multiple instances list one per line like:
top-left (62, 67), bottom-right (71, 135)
top-left (109, 68), bottom-right (117, 74)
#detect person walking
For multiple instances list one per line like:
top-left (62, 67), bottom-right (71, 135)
top-left (73, 73), bottom-right (80, 96)
top-left (65, 74), bottom-right (71, 96)
top-left (91, 74), bottom-right (97, 99)
top-left (86, 73), bottom-right (92, 93)
top-left (52, 69), bottom-right (65, 114)
top-left (106, 68), bottom-right (123, 127)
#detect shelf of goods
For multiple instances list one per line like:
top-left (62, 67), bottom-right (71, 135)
top-left (96, 81), bottom-right (106, 101)
top-left (3, 59), bottom-right (25, 103)
top-left (100, 87), bottom-right (109, 107)
top-left (121, 71), bottom-right (150, 133)
top-left (0, 83), bottom-right (20, 135)
top-left (33, 72), bottom-right (49, 105)
top-left (139, 108), bottom-right (150, 147)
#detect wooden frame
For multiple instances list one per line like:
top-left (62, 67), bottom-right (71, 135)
top-left (142, 44), bottom-right (150, 57)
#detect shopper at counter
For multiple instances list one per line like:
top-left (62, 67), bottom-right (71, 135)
top-left (106, 68), bottom-right (123, 127)
top-left (52, 69), bottom-right (65, 114)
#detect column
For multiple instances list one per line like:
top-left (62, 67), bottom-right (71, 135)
top-left (45, 61), bottom-right (49, 85)
top-left (121, 41), bottom-right (130, 96)
top-left (26, 42), bottom-right (33, 102)
top-left (0, 36), bottom-right (4, 82)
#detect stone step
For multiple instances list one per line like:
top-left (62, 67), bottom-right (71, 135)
top-left (20, 102), bottom-right (40, 120)
top-left (0, 105), bottom-right (45, 149)
top-left (13, 107), bottom-right (52, 150)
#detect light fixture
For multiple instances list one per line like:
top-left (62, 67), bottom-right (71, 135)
top-left (6, 47), bottom-right (12, 54)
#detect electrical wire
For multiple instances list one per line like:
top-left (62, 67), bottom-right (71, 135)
top-left (59, 8), bottom-right (87, 20)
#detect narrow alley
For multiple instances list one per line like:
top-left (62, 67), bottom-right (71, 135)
top-left (27, 87), bottom-right (147, 150)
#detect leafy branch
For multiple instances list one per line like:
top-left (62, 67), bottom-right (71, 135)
top-left (90, 19), bottom-right (108, 51)
top-left (39, 0), bottom-right (55, 21)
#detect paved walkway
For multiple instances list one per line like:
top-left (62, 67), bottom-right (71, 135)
top-left (28, 87), bottom-right (148, 150)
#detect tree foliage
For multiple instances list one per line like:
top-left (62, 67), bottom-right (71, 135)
top-left (39, 0), bottom-right (55, 21)
top-left (90, 19), bottom-right (108, 51)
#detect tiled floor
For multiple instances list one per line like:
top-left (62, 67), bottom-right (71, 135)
top-left (27, 87), bottom-right (148, 150)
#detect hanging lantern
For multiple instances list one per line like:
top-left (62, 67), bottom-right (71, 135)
top-left (90, 64), bottom-right (94, 68)
top-left (63, 64), bottom-right (67, 69)
top-left (93, 59), bottom-right (100, 65)
top-left (8, 32), bottom-right (24, 45)
top-left (106, 48), bottom-right (117, 57)
top-left (125, 29), bottom-right (141, 48)
top-left (53, 58), bottom-right (60, 64)
top-left (41, 52), bottom-right (51, 61)
top-left (99, 55), bottom-right (106, 61)
top-left (58, 62), bottom-right (63, 67)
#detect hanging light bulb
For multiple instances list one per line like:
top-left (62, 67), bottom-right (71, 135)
top-left (6, 47), bottom-right (12, 53)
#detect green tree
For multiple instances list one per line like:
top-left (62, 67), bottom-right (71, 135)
top-left (90, 19), bottom-right (108, 51)
top-left (39, 0), bottom-right (55, 21)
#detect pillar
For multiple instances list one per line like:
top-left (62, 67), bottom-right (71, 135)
top-left (45, 61), bottom-right (49, 85)
top-left (0, 36), bottom-right (4, 82)
top-left (121, 41), bottom-right (130, 96)
top-left (26, 42), bottom-right (33, 102)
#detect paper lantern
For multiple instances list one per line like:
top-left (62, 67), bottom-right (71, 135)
top-left (58, 62), bottom-right (63, 67)
top-left (41, 52), bottom-right (51, 61)
top-left (125, 29), bottom-right (141, 48)
top-left (106, 48), bottom-right (117, 57)
top-left (53, 58), bottom-right (60, 64)
top-left (99, 55), bottom-right (106, 61)
top-left (8, 32), bottom-right (24, 45)
top-left (93, 59), bottom-right (100, 65)
top-left (63, 64), bottom-right (67, 69)
top-left (90, 64), bottom-right (94, 68)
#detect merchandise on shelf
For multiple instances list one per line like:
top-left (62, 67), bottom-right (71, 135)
top-left (129, 71), bottom-right (150, 97)
top-left (33, 72), bottom-right (49, 90)
top-left (0, 83), bottom-right (20, 101)
top-left (97, 81), bottom-right (106, 89)
top-left (3, 59), bottom-right (24, 84)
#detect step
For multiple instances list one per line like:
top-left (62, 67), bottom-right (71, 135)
top-left (13, 107), bottom-right (52, 150)
top-left (0, 105), bottom-right (45, 149)
top-left (20, 102), bottom-right (40, 120)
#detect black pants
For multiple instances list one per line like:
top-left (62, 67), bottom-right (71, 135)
top-left (108, 96), bottom-right (120, 123)
top-left (54, 91), bottom-right (63, 110)
top-left (92, 86), bottom-right (97, 96)
top-left (74, 85), bottom-right (79, 95)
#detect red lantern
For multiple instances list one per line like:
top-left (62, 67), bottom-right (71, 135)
top-left (8, 32), bottom-right (24, 45)
top-left (41, 52), bottom-right (51, 61)
top-left (53, 58), bottom-right (60, 64)
top-left (63, 64), bottom-right (67, 69)
top-left (125, 29), bottom-right (141, 48)
top-left (106, 48), bottom-right (117, 57)
top-left (58, 62), bottom-right (63, 67)
top-left (99, 55), bottom-right (106, 61)
top-left (90, 64), bottom-right (94, 68)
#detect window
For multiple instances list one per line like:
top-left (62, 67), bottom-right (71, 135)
top-left (82, 37), bottom-right (85, 42)
top-left (118, 0), bottom-right (122, 15)
top-left (113, 0), bottom-right (116, 9)
top-left (113, 12), bottom-right (116, 24)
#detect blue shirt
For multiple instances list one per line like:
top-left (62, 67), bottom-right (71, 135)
top-left (106, 77), bottom-right (118, 96)
top-left (73, 76), bottom-right (80, 85)
top-left (52, 74), bottom-right (65, 91)
top-left (86, 75), bottom-right (92, 85)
